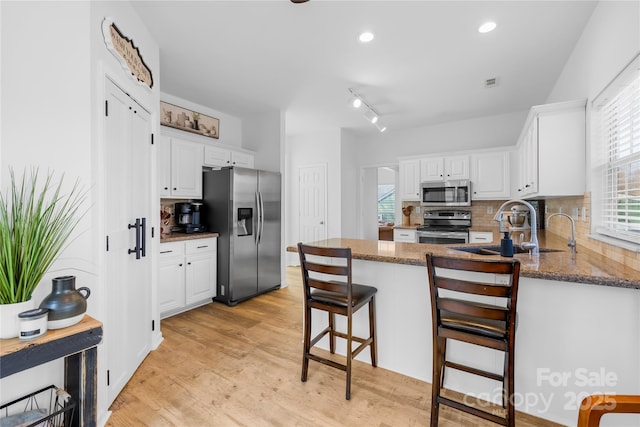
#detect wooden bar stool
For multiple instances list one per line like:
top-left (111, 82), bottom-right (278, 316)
top-left (426, 253), bottom-right (521, 426)
top-left (297, 243), bottom-right (378, 400)
top-left (577, 394), bottom-right (640, 426)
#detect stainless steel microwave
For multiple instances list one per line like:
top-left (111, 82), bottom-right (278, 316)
top-left (420, 180), bottom-right (471, 207)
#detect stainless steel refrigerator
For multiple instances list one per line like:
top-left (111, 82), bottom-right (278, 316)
top-left (203, 167), bottom-right (281, 306)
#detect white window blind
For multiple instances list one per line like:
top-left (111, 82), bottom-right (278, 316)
top-left (592, 53), bottom-right (640, 246)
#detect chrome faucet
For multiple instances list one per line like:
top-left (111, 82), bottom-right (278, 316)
top-left (494, 199), bottom-right (539, 256)
top-left (546, 213), bottom-right (577, 255)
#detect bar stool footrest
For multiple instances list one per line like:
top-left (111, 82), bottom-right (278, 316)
top-left (444, 361), bottom-right (504, 382)
top-left (438, 395), bottom-right (508, 426)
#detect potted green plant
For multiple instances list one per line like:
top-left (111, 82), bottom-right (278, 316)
top-left (0, 168), bottom-right (85, 338)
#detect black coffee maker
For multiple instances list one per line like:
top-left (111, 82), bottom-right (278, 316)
top-left (174, 202), bottom-right (206, 233)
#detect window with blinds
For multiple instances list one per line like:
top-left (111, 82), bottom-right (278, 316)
top-left (592, 53), bottom-right (640, 246)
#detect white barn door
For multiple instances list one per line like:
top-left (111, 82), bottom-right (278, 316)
top-left (298, 164), bottom-right (327, 244)
top-left (104, 78), bottom-right (152, 405)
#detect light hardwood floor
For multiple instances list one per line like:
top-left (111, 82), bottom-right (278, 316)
top-left (106, 266), bottom-right (563, 427)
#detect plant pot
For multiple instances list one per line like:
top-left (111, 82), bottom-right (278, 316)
top-left (0, 299), bottom-right (35, 339)
top-left (39, 276), bottom-right (90, 330)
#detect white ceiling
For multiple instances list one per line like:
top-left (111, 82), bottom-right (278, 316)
top-left (132, 0), bottom-right (597, 137)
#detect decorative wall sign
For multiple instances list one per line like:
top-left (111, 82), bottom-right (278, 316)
top-left (102, 17), bottom-right (154, 89)
top-left (160, 101), bottom-right (220, 139)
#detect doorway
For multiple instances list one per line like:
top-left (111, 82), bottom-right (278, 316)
top-left (360, 165), bottom-right (399, 241)
top-left (298, 164), bottom-right (327, 243)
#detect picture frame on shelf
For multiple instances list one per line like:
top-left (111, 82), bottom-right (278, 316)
top-left (160, 101), bottom-right (219, 139)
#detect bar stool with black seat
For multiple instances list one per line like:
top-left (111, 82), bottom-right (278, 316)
top-left (426, 253), bottom-right (521, 427)
top-left (297, 243), bottom-right (378, 400)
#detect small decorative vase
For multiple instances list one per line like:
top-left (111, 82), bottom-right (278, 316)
top-left (0, 299), bottom-right (35, 339)
top-left (39, 276), bottom-right (91, 330)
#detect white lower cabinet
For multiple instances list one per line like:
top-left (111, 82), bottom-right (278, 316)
top-left (159, 237), bottom-right (217, 319)
top-left (393, 228), bottom-right (418, 243)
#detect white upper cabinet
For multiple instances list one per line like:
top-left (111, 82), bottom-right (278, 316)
top-left (420, 155), bottom-right (469, 181)
top-left (471, 151), bottom-right (510, 200)
top-left (203, 145), bottom-right (254, 168)
top-left (420, 157), bottom-right (444, 181)
top-left (398, 159), bottom-right (421, 200)
top-left (515, 100), bottom-right (586, 198)
top-left (158, 136), bottom-right (203, 199)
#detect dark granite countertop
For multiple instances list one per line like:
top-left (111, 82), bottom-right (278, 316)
top-left (288, 233), bottom-right (640, 290)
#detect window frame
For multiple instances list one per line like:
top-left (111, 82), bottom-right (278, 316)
top-left (590, 52), bottom-right (640, 250)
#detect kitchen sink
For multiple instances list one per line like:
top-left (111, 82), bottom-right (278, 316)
top-left (451, 245), bottom-right (563, 256)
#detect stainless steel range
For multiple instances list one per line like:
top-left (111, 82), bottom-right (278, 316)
top-left (417, 209), bottom-right (471, 244)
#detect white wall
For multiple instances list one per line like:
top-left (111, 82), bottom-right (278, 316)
top-left (340, 129), bottom-right (359, 238)
top-left (0, 0), bottom-right (93, 406)
top-left (243, 109), bottom-right (283, 173)
top-left (1, 2), bottom-right (162, 425)
top-left (352, 109), bottom-right (528, 166)
top-left (546, 1), bottom-right (639, 105)
top-left (285, 129), bottom-right (342, 264)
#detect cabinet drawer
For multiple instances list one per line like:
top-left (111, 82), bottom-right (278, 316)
top-left (393, 229), bottom-right (418, 243)
top-left (469, 231), bottom-right (494, 244)
top-left (159, 242), bottom-right (185, 258)
top-left (185, 238), bottom-right (217, 254)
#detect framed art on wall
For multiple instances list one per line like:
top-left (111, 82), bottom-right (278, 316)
top-left (160, 101), bottom-right (219, 139)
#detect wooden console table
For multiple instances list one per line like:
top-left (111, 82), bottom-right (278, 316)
top-left (0, 315), bottom-right (103, 427)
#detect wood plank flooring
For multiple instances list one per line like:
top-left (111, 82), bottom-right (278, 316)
top-left (106, 266), bottom-right (564, 427)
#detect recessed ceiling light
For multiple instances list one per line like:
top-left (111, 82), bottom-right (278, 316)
top-left (359, 31), bottom-right (374, 43)
top-left (478, 22), bottom-right (497, 33)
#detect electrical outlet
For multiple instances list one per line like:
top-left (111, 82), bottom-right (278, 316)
top-left (487, 206), bottom-right (493, 215)
top-left (572, 207), bottom-right (579, 219)
top-left (581, 207), bottom-right (588, 222)
top-left (416, 206), bottom-right (420, 214)
top-left (558, 207), bottom-right (563, 214)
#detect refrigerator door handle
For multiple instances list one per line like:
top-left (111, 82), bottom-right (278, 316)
top-left (258, 191), bottom-right (265, 245)
top-left (255, 191), bottom-right (261, 244)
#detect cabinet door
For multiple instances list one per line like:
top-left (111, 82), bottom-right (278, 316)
top-left (203, 145), bottom-right (231, 167)
top-left (158, 136), bottom-right (171, 197)
top-left (445, 155), bottom-right (469, 180)
top-left (420, 157), bottom-right (444, 181)
top-left (399, 159), bottom-right (421, 200)
top-left (471, 152), bottom-right (510, 199)
top-left (171, 138), bottom-right (203, 198)
top-left (158, 256), bottom-right (186, 316)
top-left (231, 151), bottom-right (254, 168)
top-left (185, 252), bottom-right (216, 305)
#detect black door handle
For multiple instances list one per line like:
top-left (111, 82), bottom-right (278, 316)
top-left (128, 218), bottom-right (141, 259)
top-left (141, 217), bottom-right (147, 257)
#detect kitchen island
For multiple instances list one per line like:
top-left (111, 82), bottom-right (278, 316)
top-left (286, 235), bottom-right (640, 426)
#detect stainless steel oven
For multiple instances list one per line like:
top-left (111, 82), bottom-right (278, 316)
top-left (417, 230), bottom-right (469, 244)
top-left (417, 210), bottom-right (471, 244)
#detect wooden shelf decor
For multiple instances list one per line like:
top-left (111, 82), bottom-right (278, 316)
top-left (161, 101), bottom-right (220, 139)
top-left (1, 315), bottom-right (103, 427)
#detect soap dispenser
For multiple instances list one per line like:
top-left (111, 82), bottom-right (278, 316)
top-left (499, 220), bottom-right (514, 257)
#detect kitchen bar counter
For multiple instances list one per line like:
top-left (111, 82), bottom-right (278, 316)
top-left (287, 233), bottom-right (640, 289)
top-left (160, 231), bottom-right (219, 243)
top-left (287, 236), bottom-right (640, 425)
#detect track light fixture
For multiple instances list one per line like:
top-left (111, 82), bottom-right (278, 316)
top-left (347, 88), bottom-right (387, 132)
